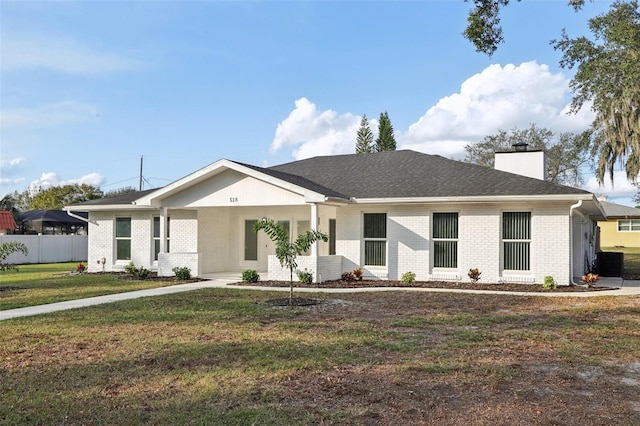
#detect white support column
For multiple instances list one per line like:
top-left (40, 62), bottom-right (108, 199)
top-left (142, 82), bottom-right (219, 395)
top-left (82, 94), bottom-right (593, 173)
top-left (159, 207), bottom-right (167, 255)
top-left (310, 203), bottom-right (318, 257)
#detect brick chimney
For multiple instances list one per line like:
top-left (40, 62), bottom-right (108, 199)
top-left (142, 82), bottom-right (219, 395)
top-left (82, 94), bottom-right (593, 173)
top-left (494, 142), bottom-right (547, 180)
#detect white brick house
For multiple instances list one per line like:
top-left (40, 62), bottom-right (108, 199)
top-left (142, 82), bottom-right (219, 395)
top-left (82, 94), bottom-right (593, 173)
top-left (66, 150), bottom-right (605, 285)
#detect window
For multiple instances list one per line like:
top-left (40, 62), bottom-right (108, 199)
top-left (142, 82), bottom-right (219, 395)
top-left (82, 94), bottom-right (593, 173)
top-left (618, 219), bottom-right (640, 232)
top-left (364, 213), bottom-right (386, 266)
top-left (115, 217), bottom-right (131, 261)
top-left (278, 220), bottom-right (291, 240)
top-left (433, 213), bottom-right (458, 268)
top-left (153, 216), bottom-right (170, 261)
top-left (244, 220), bottom-right (258, 261)
top-left (329, 219), bottom-right (336, 255)
top-left (503, 212), bottom-right (531, 271)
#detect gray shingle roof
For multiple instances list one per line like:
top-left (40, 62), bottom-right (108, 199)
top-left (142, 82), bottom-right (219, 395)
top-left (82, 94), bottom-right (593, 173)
top-left (72, 189), bottom-right (159, 206)
top-left (269, 150), bottom-right (590, 199)
top-left (600, 201), bottom-right (640, 218)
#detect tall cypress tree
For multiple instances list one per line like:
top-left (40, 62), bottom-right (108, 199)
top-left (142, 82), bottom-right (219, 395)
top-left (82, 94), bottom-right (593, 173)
top-left (355, 114), bottom-right (374, 153)
top-left (375, 111), bottom-right (396, 152)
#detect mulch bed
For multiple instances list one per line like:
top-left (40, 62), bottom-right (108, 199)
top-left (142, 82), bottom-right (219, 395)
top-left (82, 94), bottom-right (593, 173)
top-left (236, 279), bottom-right (617, 292)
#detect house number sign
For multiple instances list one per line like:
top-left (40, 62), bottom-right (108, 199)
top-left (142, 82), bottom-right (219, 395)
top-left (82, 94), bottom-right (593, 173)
top-left (229, 197), bottom-right (238, 203)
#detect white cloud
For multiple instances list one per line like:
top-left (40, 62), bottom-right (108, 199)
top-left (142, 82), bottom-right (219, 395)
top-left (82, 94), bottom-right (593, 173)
top-left (400, 61), bottom-right (595, 158)
top-left (270, 97), bottom-right (361, 159)
top-left (271, 62), bottom-right (596, 162)
top-left (0, 157), bottom-right (26, 186)
top-left (0, 101), bottom-right (99, 128)
top-left (2, 34), bottom-right (141, 74)
top-left (0, 157), bottom-right (26, 169)
top-left (28, 172), bottom-right (105, 193)
top-left (583, 171), bottom-right (639, 202)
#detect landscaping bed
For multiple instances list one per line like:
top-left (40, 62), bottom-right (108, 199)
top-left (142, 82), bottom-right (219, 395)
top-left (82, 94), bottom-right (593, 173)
top-left (237, 279), bottom-right (615, 292)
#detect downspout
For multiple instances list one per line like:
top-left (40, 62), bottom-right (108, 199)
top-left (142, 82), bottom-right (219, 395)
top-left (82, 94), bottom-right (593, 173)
top-left (569, 200), bottom-right (584, 285)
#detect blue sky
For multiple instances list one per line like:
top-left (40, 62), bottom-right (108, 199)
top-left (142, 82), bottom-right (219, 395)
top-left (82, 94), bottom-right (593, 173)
top-left (1, 0), bottom-right (637, 206)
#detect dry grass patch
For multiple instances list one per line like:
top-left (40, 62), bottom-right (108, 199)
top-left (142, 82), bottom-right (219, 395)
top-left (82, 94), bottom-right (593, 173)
top-left (1, 289), bottom-right (640, 425)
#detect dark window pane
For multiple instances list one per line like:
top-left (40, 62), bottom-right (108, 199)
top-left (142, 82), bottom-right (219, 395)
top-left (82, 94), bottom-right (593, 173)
top-left (245, 220), bottom-right (258, 261)
top-left (364, 213), bottom-right (386, 238)
top-left (153, 217), bottom-right (160, 238)
top-left (116, 217), bottom-right (131, 238)
top-left (329, 219), bottom-right (336, 255)
top-left (434, 241), bottom-right (458, 268)
top-left (502, 212), bottom-right (531, 239)
top-left (504, 242), bottom-right (530, 270)
top-left (365, 240), bottom-right (386, 266)
top-left (117, 240), bottom-right (131, 260)
top-left (433, 213), bottom-right (458, 239)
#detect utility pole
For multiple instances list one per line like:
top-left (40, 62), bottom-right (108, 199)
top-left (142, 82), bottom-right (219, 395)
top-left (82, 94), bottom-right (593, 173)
top-left (139, 156), bottom-right (144, 191)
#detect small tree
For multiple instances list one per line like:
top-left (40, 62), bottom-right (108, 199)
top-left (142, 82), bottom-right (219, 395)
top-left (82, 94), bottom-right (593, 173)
top-left (253, 219), bottom-right (328, 304)
top-left (375, 111), bottom-right (397, 152)
top-left (355, 114), bottom-right (374, 153)
top-left (0, 241), bottom-right (29, 271)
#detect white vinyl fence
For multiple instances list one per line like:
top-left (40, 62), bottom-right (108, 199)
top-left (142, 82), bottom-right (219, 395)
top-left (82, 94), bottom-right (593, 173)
top-left (0, 234), bottom-right (88, 264)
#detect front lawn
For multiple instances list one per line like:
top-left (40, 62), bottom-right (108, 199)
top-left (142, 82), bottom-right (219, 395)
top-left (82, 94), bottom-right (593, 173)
top-left (0, 263), bottom-right (183, 310)
top-left (1, 289), bottom-right (639, 425)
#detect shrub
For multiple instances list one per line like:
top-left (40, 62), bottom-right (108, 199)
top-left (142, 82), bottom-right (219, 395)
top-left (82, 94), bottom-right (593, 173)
top-left (543, 276), bottom-right (557, 290)
top-left (124, 262), bottom-right (138, 276)
top-left (172, 266), bottom-right (192, 280)
top-left (468, 268), bottom-right (482, 283)
top-left (242, 269), bottom-right (260, 283)
top-left (401, 271), bottom-right (416, 284)
top-left (76, 262), bottom-right (86, 273)
top-left (296, 268), bottom-right (313, 284)
top-left (341, 267), bottom-right (364, 281)
top-left (124, 262), bottom-right (150, 280)
top-left (0, 241), bottom-right (29, 271)
top-left (137, 267), bottom-right (150, 280)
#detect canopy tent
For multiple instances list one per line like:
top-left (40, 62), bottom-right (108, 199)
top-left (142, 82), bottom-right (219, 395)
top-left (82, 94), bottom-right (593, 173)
top-left (18, 210), bottom-right (88, 235)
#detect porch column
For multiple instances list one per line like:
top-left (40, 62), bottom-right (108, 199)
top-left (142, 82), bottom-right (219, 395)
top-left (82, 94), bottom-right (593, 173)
top-left (310, 203), bottom-right (318, 257)
top-left (159, 207), bottom-right (167, 254)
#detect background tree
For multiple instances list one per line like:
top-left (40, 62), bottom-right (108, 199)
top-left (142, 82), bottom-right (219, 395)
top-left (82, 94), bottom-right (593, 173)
top-left (253, 219), bottom-right (327, 305)
top-left (553, 0), bottom-right (640, 185)
top-left (375, 111), bottom-right (397, 152)
top-left (104, 186), bottom-right (138, 198)
top-left (0, 194), bottom-right (21, 221)
top-left (29, 184), bottom-right (104, 210)
top-left (355, 115), bottom-right (374, 153)
top-left (464, 0), bottom-right (587, 55)
top-left (464, 124), bottom-right (591, 186)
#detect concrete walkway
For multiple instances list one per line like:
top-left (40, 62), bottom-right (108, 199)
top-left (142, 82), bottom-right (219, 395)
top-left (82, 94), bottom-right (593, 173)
top-left (2, 274), bottom-right (639, 321)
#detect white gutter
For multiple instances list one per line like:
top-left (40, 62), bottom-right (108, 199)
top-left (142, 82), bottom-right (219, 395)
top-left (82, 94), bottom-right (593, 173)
top-left (66, 210), bottom-right (97, 225)
top-left (569, 199), bottom-right (584, 285)
top-left (353, 193), bottom-right (594, 204)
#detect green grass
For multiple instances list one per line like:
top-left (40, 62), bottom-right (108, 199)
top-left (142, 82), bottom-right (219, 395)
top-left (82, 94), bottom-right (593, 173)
top-left (0, 263), bottom-right (181, 310)
top-left (1, 290), bottom-right (639, 424)
top-left (601, 246), bottom-right (640, 278)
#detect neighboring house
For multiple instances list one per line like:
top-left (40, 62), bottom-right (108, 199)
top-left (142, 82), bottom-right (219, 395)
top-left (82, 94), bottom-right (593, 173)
top-left (0, 211), bottom-right (17, 234)
top-left (598, 201), bottom-right (640, 248)
top-left (66, 150), bottom-right (605, 285)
